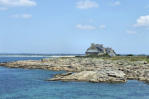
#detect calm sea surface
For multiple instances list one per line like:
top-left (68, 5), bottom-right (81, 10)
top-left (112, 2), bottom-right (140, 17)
top-left (0, 57), bottom-right (149, 99)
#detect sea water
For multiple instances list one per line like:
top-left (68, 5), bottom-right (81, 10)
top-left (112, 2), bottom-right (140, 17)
top-left (0, 57), bottom-right (149, 99)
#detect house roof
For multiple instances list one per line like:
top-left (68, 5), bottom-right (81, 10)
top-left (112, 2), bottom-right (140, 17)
top-left (86, 49), bottom-right (99, 53)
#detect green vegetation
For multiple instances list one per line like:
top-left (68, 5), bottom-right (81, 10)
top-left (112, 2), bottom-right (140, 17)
top-left (109, 56), bottom-right (149, 63)
top-left (75, 55), bottom-right (149, 63)
top-left (126, 54), bottom-right (134, 56)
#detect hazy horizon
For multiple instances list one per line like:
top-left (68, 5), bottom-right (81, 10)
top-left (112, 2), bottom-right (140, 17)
top-left (0, 53), bottom-right (149, 56)
top-left (1, 0), bottom-right (149, 54)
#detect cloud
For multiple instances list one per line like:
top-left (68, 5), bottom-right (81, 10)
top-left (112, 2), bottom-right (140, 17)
top-left (76, 24), bottom-right (107, 30)
top-left (76, 0), bottom-right (99, 9)
top-left (11, 14), bottom-right (32, 19)
top-left (0, 0), bottom-right (36, 7)
top-left (112, 1), bottom-right (120, 6)
top-left (127, 30), bottom-right (137, 34)
top-left (99, 25), bottom-right (106, 29)
top-left (134, 15), bottom-right (149, 27)
top-left (76, 24), bottom-right (96, 30)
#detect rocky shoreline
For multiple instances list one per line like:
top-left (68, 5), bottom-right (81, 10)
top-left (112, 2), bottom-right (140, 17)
top-left (1, 57), bottom-right (149, 83)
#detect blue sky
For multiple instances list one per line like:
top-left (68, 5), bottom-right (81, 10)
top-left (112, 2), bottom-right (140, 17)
top-left (0, 0), bottom-right (149, 54)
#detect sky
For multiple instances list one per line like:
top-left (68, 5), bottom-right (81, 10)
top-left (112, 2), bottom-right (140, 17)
top-left (0, 0), bottom-right (149, 54)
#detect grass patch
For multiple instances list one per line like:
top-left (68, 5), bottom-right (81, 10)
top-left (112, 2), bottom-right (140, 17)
top-left (106, 56), bottom-right (149, 63)
top-left (76, 55), bottom-right (149, 63)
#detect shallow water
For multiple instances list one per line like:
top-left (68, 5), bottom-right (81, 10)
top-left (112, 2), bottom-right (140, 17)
top-left (0, 57), bottom-right (149, 99)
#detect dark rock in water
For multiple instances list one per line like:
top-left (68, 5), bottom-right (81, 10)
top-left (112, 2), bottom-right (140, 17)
top-left (85, 43), bottom-right (116, 56)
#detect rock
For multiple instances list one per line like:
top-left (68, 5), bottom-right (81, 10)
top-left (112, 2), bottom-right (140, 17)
top-left (1, 57), bottom-right (149, 83)
top-left (48, 69), bottom-right (127, 83)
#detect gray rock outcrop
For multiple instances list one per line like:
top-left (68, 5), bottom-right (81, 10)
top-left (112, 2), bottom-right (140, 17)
top-left (1, 57), bottom-right (149, 83)
top-left (48, 69), bottom-right (127, 83)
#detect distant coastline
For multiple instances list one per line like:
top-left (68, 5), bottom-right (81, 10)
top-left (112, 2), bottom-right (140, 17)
top-left (0, 53), bottom-right (148, 57)
top-left (0, 53), bottom-right (84, 57)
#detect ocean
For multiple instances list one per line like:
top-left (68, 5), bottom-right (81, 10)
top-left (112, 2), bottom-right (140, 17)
top-left (0, 56), bottom-right (149, 99)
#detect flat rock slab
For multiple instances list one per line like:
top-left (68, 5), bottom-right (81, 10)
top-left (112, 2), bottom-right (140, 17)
top-left (48, 69), bottom-right (127, 83)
